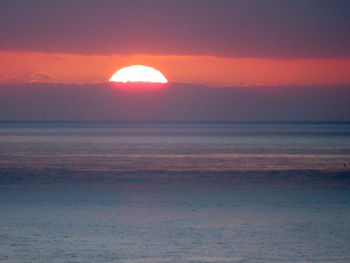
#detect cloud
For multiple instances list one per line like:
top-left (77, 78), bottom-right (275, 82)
top-left (0, 82), bottom-right (349, 121)
top-left (1, 0), bottom-right (350, 58)
top-left (29, 72), bottom-right (54, 83)
top-left (0, 74), bottom-right (23, 84)
top-left (0, 72), bottom-right (56, 84)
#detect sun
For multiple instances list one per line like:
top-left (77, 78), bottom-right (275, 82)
top-left (109, 65), bottom-right (168, 83)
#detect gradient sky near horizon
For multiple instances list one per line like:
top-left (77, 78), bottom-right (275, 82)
top-left (1, 0), bottom-right (350, 121)
top-left (1, 0), bottom-right (350, 86)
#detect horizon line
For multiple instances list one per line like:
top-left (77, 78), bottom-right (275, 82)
top-left (1, 120), bottom-right (349, 125)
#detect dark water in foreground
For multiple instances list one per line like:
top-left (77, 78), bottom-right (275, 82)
top-left (1, 122), bottom-right (350, 262)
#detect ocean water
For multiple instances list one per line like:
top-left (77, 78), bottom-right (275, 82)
top-left (1, 122), bottom-right (350, 262)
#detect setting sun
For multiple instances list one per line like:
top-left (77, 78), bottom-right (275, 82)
top-left (109, 65), bottom-right (168, 83)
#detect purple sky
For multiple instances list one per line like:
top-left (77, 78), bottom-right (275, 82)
top-left (1, 83), bottom-right (349, 121)
top-left (1, 0), bottom-right (350, 58)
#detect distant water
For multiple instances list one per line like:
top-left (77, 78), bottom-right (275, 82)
top-left (1, 122), bottom-right (350, 262)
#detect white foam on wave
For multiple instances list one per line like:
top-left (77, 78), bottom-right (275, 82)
top-left (122, 258), bottom-right (171, 263)
top-left (188, 257), bottom-right (244, 262)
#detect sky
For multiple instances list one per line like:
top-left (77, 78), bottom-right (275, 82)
top-left (1, 83), bottom-right (350, 121)
top-left (1, 0), bottom-right (350, 121)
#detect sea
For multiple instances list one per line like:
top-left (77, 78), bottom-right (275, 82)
top-left (0, 122), bottom-right (350, 263)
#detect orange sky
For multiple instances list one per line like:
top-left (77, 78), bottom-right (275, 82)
top-left (1, 51), bottom-right (350, 86)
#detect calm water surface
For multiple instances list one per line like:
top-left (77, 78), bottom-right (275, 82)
top-left (1, 122), bottom-right (350, 262)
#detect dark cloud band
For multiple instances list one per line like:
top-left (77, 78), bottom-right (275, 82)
top-left (1, 0), bottom-right (350, 58)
